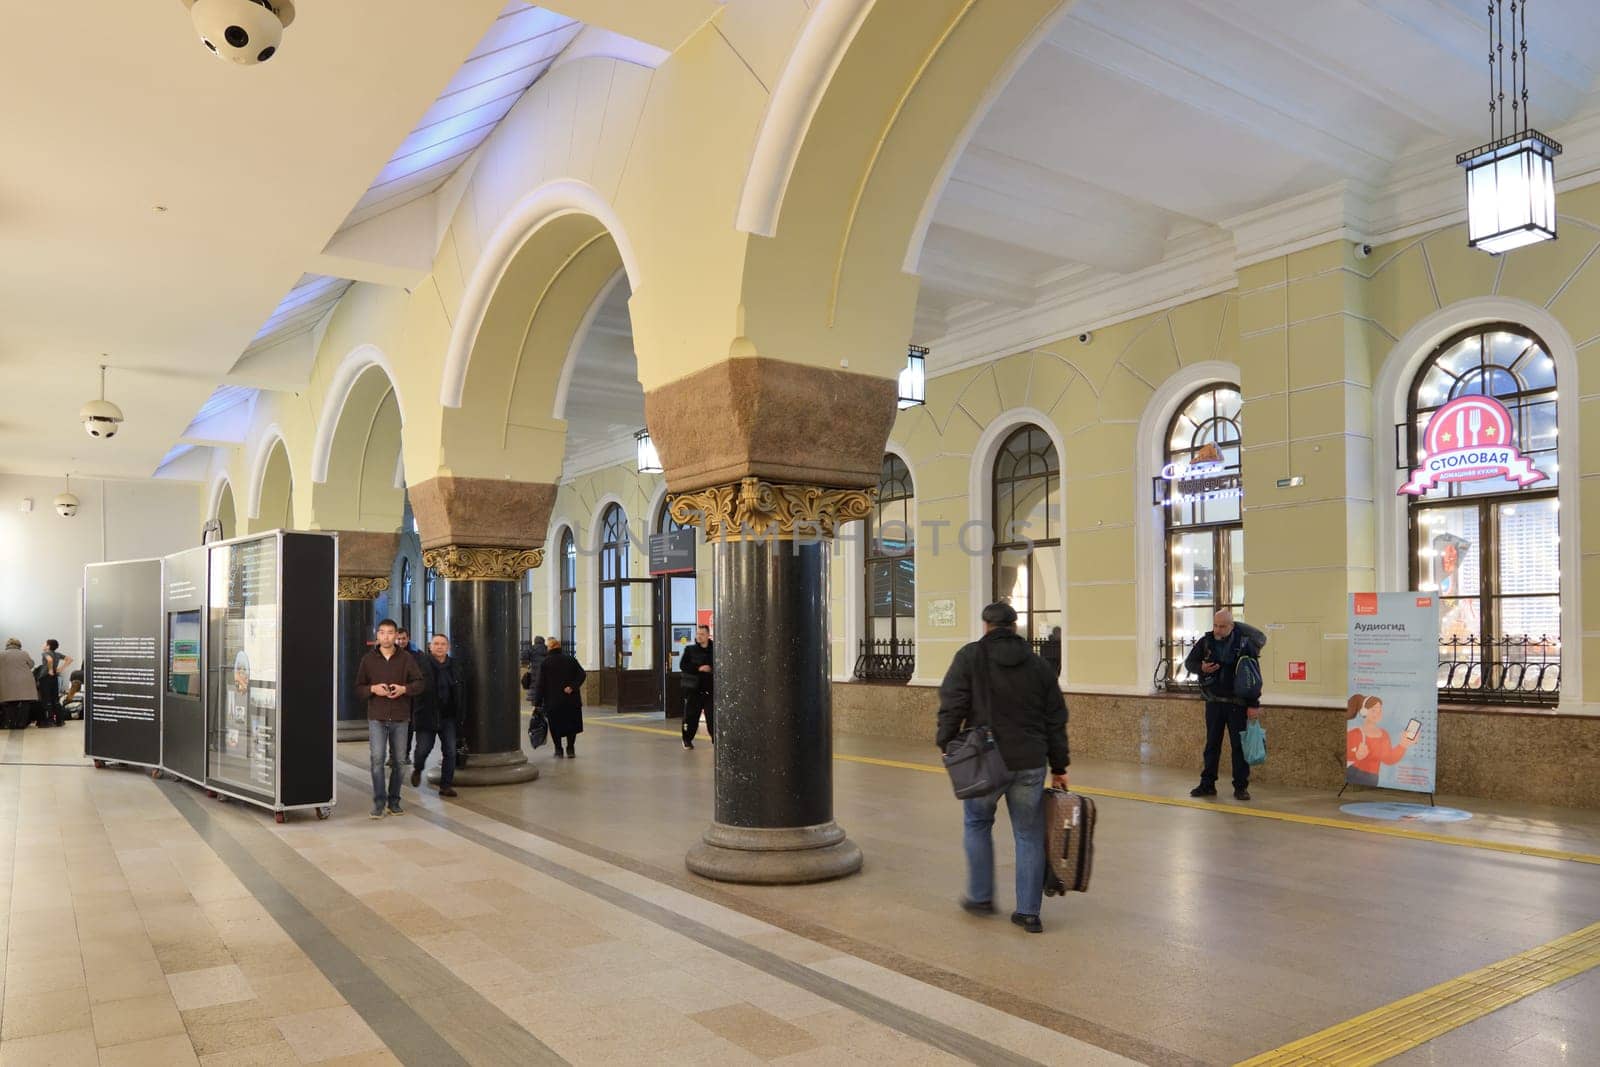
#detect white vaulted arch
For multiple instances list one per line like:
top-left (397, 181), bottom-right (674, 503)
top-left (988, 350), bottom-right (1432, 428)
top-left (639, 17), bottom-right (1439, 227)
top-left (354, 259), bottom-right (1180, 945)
top-left (311, 345), bottom-right (407, 484)
top-left (245, 425), bottom-right (292, 521)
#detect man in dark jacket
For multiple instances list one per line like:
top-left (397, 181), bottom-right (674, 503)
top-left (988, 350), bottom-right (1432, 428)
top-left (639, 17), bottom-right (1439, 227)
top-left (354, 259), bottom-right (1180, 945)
top-left (355, 619), bottom-right (425, 818)
top-left (411, 634), bottom-right (463, 797)
top-left (937, 602), bottom-right (1069, 934)
top-left (536, 638), bottom-right (586, 758)
top-left (1183, 608), bottom-right (1267, 801)
top-left (679, 625), bottom-right (713, 750)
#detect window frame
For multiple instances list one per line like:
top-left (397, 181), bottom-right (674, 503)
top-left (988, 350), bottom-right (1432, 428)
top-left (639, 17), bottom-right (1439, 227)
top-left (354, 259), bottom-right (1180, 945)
top-left (858, 454), bottom-right (915, 682)
top-left (990, 425), bottom-right (1061, 642)
top-left (558, 527), bottom-right (577, 654)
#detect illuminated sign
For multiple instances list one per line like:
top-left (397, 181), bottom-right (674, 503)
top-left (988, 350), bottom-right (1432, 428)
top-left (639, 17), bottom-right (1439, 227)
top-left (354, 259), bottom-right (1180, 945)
top-left (1153, 442), bottom-right (1242, 508)
top-left (1398, 395), bottom-right (1546, 496)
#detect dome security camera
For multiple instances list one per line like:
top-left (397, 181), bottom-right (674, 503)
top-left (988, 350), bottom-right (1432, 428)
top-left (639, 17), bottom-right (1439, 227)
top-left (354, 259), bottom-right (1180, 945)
top-left (183, 0), bottom-right (296, 66)
top-left (54, 493), bottom-right (80, 519)
top-left (80, 365), bottom-right (125, 439)
top-left (1077, 332), bottom-right (1094, 345)
top-left (1354, 242), bottom-right (1373, 260)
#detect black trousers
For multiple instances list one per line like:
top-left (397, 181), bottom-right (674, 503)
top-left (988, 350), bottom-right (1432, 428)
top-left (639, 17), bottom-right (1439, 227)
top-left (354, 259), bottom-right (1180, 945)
top-left (1201, 701), bottom-right (1249, 789)
top-left (683, 686), bottom-right (713, 742)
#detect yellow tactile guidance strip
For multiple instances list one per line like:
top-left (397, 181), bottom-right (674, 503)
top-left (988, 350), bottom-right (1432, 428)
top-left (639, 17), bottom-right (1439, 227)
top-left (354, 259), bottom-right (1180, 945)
top-left (1235, 921), bottom-right (1600, 1066)
top-left (588, 720), bottom-right (1600, 867)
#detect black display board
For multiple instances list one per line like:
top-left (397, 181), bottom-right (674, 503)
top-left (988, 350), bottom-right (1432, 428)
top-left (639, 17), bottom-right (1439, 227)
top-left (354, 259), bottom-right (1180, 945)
top-left (279, 533), bottom-right (336, 806)
top-left (161, 547), bottom-right (210, 784)
top-left (649, 529), bottom-right (695, 575)
top-left (83, 560), bottom-right (163, 767)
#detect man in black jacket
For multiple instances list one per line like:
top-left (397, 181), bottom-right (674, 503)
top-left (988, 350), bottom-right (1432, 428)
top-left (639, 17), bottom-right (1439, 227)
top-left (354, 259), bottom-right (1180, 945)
top-left (679, 625), bottom-right (713, 750)
top-left (1183, 608), bottom-right (1267, 801)
top-left (411, 634), bottom-right (463, 797)
top-left (937, 602), bottom-right (1069, 934)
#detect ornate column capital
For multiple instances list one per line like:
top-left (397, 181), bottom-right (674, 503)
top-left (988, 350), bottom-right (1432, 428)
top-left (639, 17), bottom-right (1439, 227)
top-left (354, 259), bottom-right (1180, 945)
top-left (422, 544), bottom-right (545, 581)
top-left (336, 576), bottom-right (389, 601)
top-left (668, 478), bottom-right (875, 543)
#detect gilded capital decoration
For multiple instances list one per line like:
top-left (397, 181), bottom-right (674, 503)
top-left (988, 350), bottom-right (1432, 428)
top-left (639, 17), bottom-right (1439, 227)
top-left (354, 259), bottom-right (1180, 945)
top-left (422, 545), bottom-right (545, 581)
top-left (667, 478), bottom-right (875, 543)
top-left (336, 576), bottom-right (389, 602)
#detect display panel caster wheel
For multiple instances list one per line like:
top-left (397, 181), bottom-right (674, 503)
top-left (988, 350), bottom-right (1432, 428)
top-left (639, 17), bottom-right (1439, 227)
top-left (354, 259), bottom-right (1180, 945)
top-left (274, 812), bottom-right (286, 824)
top-left (151, 769), bottom-right (162, 780)
top-left (93, 759), bottom-right (105, 769)
top-left (315, 807), bottom-right (330, 820)
top-left (205, 789), bottom-right (217, 798)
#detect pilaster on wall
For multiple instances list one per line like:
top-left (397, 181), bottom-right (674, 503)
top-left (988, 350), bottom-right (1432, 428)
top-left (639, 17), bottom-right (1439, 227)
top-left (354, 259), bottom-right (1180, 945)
top-left (1236, 242), bottom-right (1381, 700)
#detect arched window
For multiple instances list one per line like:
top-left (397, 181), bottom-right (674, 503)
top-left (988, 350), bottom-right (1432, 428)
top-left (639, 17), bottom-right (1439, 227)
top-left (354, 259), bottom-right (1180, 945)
top-left (424, 567), bottom-right (437, 641)
top-left (559, 528), bottom-right (577, 653)
top-left (399, 557), bottom-right (414, 635)
top-left (992, 426), bottom-right (1061, 642)
top-left (657, 500), bottom-right (698, 667)
top-left (1163, 385), bottom-right (1244, 684)
top-left (1407, 324), bottom-right (1560, 703)
top-left (858, 454), bottom-right (915, 681)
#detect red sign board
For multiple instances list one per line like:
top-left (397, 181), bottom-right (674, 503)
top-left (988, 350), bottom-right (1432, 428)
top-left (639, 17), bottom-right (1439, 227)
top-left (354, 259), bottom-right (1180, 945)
top-left (1353, 593), bottom-right (1379, 616)
top-left (1287, 661), bottom-right (1307, 681)
top-left (696, 609), bottom-right (713, 632)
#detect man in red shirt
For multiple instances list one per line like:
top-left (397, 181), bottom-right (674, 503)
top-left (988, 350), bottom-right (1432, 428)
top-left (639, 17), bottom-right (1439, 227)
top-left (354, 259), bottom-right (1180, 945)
top-left (355, 619), bottom-right (424, 818)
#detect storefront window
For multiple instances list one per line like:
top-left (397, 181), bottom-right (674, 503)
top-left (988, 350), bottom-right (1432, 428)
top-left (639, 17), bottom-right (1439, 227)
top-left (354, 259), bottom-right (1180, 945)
top-left (1408, 324), bottom-right (1560, 703)
top-left (858, 454), bottom-right (914, 681)
top-left (423, 567), bottom-right (436, 639)
top-left (1163, 385), bottom-right (1244, 678)
top-left (992, 426), bottom-right (1060, 641)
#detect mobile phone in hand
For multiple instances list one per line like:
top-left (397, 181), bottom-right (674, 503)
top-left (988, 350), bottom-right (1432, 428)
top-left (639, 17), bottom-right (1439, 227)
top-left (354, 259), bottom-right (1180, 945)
top-left (1404, 717), bottom-right (1422, 742)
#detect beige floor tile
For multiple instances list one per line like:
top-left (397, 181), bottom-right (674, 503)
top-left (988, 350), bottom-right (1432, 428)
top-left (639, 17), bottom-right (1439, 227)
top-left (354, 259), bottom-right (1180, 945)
top-left (90, 991), bottom-right (186, 1047)
top-left (249, 968), bottom-right (346, 1018)
top-left (1, 987), bottom-right (93, 1040)
top-left (316, 1053), bottom-right (402, 1067)
top-left (690, 1003), bottom-right (822, 1060)
top-left (273, 1004), bottom-right (384, 1063)
top-left (86, 960), bottom-right (171, 1004)
top-left (166, 963), bottom-right (255, 1011)
top-left (153, 937), bottom-right (235, 974)
top-left (0, 1025), bottom-right (99, 1067)
top-left (3, 954), bottom-right (86, 997)
top-left (98, 1033), bottom-right (202, 1067)
top-left (180, 999), bottom-right (283, 1057)
top-left (197, 1039), bottom-right (299, 1067)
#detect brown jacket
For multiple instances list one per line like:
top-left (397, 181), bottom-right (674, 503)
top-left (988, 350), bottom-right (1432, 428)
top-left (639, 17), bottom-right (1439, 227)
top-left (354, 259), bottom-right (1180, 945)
top-left (354, 648), bottom-right (424, 722)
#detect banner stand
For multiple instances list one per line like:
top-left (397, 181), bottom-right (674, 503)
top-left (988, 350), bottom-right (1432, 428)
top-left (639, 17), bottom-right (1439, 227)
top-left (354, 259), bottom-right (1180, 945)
top-left (1345, 592), bottom-right (1441, 802)
top-left (1336, 781), bottom-right (1434, 807)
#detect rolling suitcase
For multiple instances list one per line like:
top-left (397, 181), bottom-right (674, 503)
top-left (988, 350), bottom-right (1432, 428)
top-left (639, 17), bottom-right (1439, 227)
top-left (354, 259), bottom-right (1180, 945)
top-left (1042, 788), bottom-right (1096, 896)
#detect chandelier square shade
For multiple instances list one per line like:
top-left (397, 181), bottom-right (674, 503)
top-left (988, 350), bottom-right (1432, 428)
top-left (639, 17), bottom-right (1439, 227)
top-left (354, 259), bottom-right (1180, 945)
top-left (898, 345), bottom-right (928, 409)
top-left (1458, 132), bottom-right (1561, 255)
top-left (635, 428), bottom-right (662, 474)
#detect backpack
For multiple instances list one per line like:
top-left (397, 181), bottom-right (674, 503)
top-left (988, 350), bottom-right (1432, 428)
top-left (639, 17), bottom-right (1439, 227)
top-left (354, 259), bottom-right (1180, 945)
top-left (1234, 653), bottom-right (1263, 705)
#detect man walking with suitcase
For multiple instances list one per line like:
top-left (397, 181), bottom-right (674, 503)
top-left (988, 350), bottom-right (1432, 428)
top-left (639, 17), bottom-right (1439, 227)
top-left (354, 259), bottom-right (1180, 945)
top-left (1183, 608), bottom-right (1267, 801)
top-left (937, 602), bottom-right (1069, 934)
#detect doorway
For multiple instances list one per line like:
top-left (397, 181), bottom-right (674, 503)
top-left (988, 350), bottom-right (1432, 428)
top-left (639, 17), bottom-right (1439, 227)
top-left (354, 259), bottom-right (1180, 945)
top-left (596, 504), bottom-right (660, 711)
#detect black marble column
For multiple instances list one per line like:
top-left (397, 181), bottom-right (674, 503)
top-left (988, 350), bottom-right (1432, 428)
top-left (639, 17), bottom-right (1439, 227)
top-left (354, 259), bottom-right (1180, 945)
top-left (434, 575), bottom-right (537, 786)
top-left (686, 537), bottom-right (861, 884)
top-left (335, 595), bottom-right (375, 742)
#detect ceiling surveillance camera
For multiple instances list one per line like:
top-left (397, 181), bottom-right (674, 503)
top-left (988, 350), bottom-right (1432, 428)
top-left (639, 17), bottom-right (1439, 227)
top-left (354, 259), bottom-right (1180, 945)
top-left (80, 365), bottom-right (125, 439)
top-left (54, 493), bottom-right (80, 519)
top-left (1354, 242), bottom-right (1373, 260)
top-left (182, 0), bottom-right (296, 66)
top-left (1078, 332), bottom-right (1094, 345)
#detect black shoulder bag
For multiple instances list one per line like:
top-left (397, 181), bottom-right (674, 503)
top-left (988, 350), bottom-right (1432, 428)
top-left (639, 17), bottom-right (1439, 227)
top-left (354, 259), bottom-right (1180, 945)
top-left (941, 644), bottom-right (1013, 799)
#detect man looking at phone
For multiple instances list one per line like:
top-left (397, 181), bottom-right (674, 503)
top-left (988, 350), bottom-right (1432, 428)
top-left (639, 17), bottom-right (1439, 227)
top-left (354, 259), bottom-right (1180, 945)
top-left (355, 619), bottom-right (425, 818)
top-left (1183, 608), bottom-right (1267, 801)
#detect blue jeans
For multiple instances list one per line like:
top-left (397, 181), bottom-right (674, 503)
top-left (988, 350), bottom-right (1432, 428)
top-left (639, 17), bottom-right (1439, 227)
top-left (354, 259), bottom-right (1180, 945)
top-left (414, 719), bottom-right (457, 788)
top-left (963, 766), bottom-right (1047, 917)
top-left (369, 719), bottom-right (406, 807)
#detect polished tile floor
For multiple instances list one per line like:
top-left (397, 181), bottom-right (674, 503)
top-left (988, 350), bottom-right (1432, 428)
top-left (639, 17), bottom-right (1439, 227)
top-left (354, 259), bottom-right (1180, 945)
top-left (2, 716), bottom-right (1596, 1066)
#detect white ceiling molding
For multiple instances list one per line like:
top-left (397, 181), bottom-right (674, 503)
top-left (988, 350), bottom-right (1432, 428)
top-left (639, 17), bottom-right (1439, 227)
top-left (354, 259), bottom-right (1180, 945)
top-left (1224, 181), bottom-right (1376, 269)
top-left (550, 25), bottom-right (669, 71)
top-left (225, 332), bottom-right (321, 392)
top-left (560, 433), bottom-right (637, 482)
top-left (311, 197), bottom-right (438, 289)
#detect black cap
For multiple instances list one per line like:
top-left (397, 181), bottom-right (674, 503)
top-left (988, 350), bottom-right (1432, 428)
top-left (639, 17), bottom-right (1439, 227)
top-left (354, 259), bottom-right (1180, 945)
top-left (981, 601), bottom-right (1018, 628)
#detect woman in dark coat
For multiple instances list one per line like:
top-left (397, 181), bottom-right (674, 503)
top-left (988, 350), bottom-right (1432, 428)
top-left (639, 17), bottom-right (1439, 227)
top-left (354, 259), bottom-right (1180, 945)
top-left (535, 638), bottom-right (585, 758)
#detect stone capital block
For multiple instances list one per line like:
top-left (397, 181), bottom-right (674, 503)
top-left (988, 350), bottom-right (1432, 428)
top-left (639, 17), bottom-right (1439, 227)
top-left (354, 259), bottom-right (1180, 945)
top-left (408, 476), bottom-right (557, 552)
top-left (333, 531), bottom-right (400, 578)
top-left (644, 357), bottom-right (898, 493)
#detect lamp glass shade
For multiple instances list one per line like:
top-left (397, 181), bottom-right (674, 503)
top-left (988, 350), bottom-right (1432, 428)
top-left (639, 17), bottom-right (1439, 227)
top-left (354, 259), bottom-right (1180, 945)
top-left (1459, 133), bottom-right (1560, 254)
top-left (897, 346), bottom-right (927, 409)
top-left (635, 429), bottom-right (662, 474)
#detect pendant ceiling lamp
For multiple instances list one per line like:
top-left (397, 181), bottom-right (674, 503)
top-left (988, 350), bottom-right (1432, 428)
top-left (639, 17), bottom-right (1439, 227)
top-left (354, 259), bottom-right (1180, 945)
top-left (897, 345), bottom-right (928, 409)
top-left (1457, 0), bottom-right (1562, 255)
top-left (634, 428), bottom-right (662, 474)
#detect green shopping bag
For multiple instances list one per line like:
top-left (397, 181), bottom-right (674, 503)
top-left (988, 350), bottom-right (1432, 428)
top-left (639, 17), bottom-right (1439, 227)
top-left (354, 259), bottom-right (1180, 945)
top-left (1242, 719), bottom-right (1267, 766)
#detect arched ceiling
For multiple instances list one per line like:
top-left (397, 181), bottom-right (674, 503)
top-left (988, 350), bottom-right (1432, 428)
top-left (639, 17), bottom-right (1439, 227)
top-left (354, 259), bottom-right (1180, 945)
top-left (560, 278), bottom-right (645, 478)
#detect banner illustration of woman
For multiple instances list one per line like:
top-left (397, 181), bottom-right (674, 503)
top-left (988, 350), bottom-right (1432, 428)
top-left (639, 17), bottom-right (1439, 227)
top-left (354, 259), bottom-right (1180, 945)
top-left (1346, 694), bottom-right (1419, 787)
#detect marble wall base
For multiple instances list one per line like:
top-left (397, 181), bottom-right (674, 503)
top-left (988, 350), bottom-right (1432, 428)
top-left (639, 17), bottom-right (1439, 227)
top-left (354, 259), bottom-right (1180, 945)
top-left (831, 683), bottom-right (1600, 809)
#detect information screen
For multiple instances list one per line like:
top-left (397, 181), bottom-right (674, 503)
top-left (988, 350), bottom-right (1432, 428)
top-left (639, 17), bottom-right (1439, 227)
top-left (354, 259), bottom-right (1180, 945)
top-left (167, 611), bottom-right (201, 695)
top-left (208, 537), bottom-right (281, 796)
top-left (83, 560), bottom-right (163, 767)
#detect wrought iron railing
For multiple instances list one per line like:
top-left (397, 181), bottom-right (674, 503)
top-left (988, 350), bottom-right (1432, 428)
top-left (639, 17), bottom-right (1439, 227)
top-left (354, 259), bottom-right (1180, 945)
top-left (1154, 637), bottom-right (1203, 692)
top-left (854, 638), bottom-right (914, 682)
top-left (1438, 635), bottom-right (1560, 706)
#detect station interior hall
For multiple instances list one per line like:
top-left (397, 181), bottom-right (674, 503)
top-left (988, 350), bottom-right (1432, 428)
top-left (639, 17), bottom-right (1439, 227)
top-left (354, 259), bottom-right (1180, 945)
top-left (1, 2), bottom-right (1599, 1065)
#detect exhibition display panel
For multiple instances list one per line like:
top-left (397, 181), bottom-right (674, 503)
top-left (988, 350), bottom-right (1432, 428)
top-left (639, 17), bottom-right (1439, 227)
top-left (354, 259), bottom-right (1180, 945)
top-left (84, 531), bottom-right (337, 821)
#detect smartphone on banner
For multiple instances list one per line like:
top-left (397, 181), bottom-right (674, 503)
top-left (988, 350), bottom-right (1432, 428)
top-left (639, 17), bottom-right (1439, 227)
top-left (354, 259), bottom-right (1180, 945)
top-left (1404, 718), bottom-right (1422, 743)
